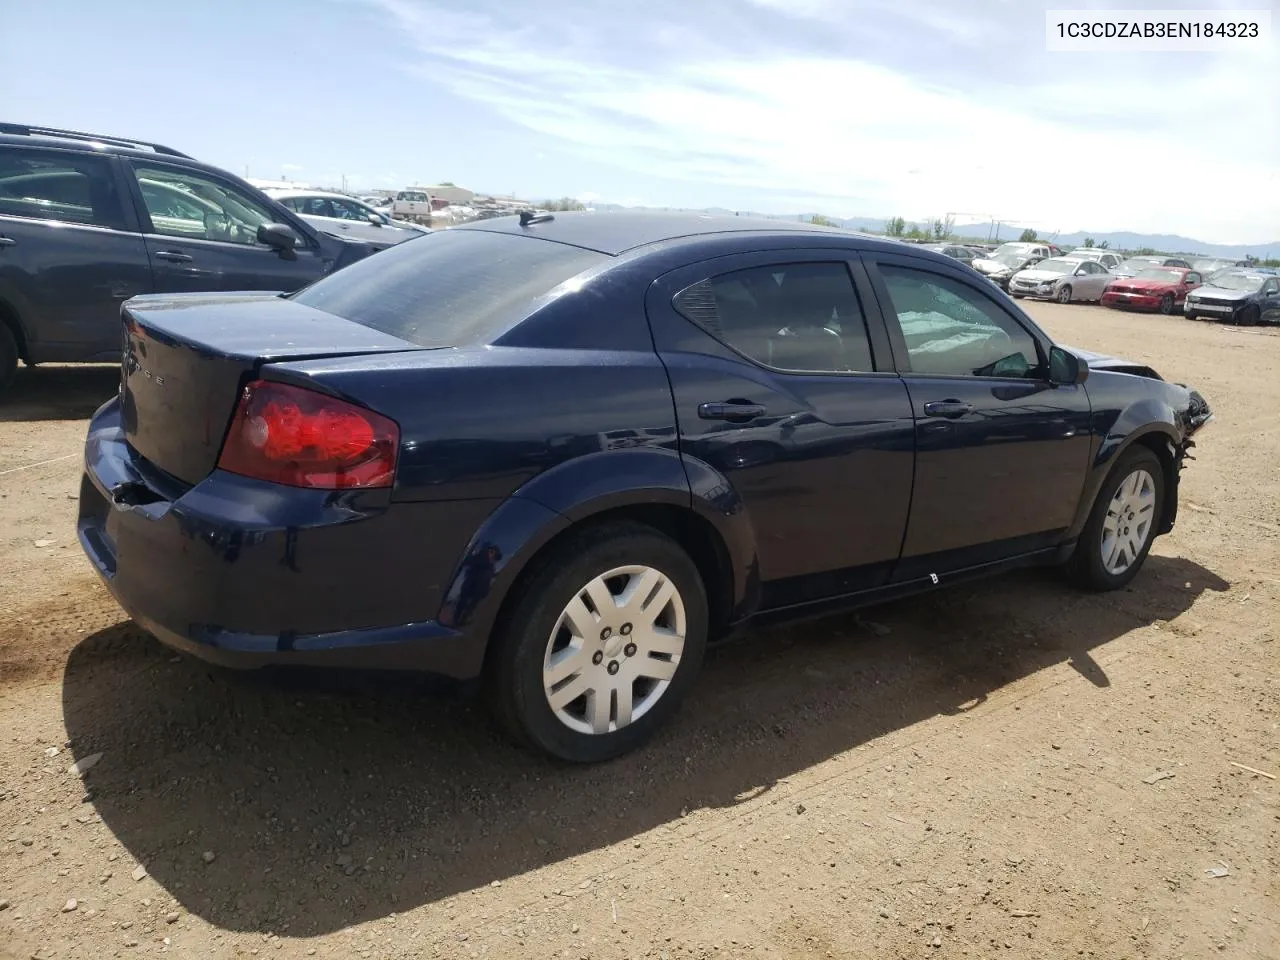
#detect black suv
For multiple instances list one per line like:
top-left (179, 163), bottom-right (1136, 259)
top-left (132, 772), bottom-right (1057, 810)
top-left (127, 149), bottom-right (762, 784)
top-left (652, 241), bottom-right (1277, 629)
top-left (0, 123), bottom-right (376, 390)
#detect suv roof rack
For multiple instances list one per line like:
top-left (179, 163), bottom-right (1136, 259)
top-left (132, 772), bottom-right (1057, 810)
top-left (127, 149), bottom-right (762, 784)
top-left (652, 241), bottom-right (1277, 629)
top-left (0, 122), bottom-right (192, 159)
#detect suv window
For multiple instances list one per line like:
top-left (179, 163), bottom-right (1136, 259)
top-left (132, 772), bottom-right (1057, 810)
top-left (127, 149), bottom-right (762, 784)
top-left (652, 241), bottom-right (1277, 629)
top-left (0, 147), bottom-right (127, 229)
top-left (133, 163), bottom-right (280, 245)
top-left (292, 229), bottom-right (605, 347)
top-left (878, 264), bottom-right (1042, 378)
top-left (673, 262), bottom-right (875, 373)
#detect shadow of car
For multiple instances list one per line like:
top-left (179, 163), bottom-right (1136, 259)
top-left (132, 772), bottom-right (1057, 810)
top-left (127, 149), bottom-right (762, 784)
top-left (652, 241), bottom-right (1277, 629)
top-left (60, 555), bottom-right (1228, 936)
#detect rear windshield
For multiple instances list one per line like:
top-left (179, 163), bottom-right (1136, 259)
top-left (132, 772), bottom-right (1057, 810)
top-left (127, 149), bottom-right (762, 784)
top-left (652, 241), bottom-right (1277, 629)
top-left (291, 230), bottom-right (606, 347)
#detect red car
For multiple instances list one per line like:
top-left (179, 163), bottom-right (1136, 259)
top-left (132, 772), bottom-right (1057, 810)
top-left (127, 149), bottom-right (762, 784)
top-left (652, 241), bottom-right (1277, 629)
top-left (1101, 267), bottom-right (1203, 315)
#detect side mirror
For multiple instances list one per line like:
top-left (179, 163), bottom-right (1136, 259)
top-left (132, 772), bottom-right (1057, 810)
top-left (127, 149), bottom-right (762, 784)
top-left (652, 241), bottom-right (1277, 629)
top-left (257, 223), bottom-right (300, 260)
top-left (366, 212), bottom-right (385, 226)
top-left (1049, 346), bottom-right (1089, 386)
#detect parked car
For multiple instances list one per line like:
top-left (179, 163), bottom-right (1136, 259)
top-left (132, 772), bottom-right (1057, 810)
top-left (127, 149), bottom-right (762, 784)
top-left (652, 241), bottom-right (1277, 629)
top-left (921, 242), bottom-right (975, 265)
top-left (1183, 270), bottom-right (1280, 325)
top-left (1110, 255), bottom-right (1193, 279)
top-left (78, 213), bottom-right (1214, 761)
top-left (390, 189), bottom-right (433, 223)
top-left (971, 242), bottom-right (1052, 289)
top-left (1068, 249), bottom-right (1123, 271)
top-left (1007, 256), bottom-right (1112, 303)
top-left (0, 122), bottom-right (375, 390)
top-left (264, 189), bottom-right (427, 250)
top-left (1192, 257), bottom-right (1250, 278)
top-left (1101, 267), bottom-right (1203, 314)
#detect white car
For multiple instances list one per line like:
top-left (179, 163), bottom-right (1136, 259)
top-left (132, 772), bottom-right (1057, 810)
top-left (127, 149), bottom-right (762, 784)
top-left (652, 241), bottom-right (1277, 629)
top-left (1068, 249), bottom-right (1122, 271)
top-left (1007, 257), bottom-right (1112, 303)
top-left (264, 189), bottom-right (427, 249)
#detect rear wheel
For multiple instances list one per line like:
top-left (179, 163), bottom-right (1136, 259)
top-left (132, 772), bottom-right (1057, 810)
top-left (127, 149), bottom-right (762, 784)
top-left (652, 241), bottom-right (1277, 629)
top-left (486, 522), bottom-right (708, 762)
top-left (1056, 284), bottom-right (1072, 304)
top-left (0, 323), bottom-right (17, 394)
top-left (1067, 447), bottom-right (1164, 591)
top-left (1158, 294), bottom-right (1174, 315)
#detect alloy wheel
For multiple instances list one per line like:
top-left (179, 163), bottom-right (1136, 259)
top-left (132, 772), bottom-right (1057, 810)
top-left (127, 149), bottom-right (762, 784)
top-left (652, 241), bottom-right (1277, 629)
top-left (1100, 468), bottom-right (1157, 575)
top-left (1159, 294), bottom-right (1174, 315)
top-left (542, 565), bottom-right (686, 735)
top-left (1056, 285), bottom-right (1071, 304)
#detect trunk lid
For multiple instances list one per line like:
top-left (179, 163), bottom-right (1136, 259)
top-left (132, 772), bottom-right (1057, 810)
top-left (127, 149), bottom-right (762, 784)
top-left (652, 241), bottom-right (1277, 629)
top-left (120, 292), bottom-right (423, 485)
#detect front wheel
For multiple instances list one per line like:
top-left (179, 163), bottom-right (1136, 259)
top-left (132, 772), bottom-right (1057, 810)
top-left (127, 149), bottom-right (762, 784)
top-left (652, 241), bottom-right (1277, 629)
top-left (1056, 284), bottom-right (1072, 304)
top-left (1237, 305), bottom-right (1261, 326)
top-left (1066, 447), bottom-right (1165, 591)
top-left (486, 522), bottom-right (708, 762)
top-left (1158, 294), bottom-right (1174, 315)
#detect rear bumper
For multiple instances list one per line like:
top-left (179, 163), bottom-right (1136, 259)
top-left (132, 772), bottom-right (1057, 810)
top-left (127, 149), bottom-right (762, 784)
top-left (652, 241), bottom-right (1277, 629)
top-left (78, 398), bottom-right (492, 677)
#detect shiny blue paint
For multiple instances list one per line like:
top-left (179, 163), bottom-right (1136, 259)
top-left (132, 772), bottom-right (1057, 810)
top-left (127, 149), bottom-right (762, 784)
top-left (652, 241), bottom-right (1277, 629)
top-left (78, 213), bottom-right (1213, 680)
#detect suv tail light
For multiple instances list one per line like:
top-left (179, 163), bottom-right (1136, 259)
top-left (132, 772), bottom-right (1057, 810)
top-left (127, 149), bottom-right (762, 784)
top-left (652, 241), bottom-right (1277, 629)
top-left (217, 380), bottom-right (399, 489)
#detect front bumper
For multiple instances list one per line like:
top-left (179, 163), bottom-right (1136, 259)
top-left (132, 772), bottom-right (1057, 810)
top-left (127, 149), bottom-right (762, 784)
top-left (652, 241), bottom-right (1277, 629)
top-left (77, 399), bottom-right (487, 677)
top-left (1184, 300), bottom-right (1245, 320)
top-left (1101, 292), bottom-right (1162, 310)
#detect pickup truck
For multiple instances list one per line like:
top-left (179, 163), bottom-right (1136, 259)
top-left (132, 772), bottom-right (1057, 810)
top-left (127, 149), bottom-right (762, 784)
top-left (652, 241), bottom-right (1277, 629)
top-left (390, 190), bottom-right (433, 223)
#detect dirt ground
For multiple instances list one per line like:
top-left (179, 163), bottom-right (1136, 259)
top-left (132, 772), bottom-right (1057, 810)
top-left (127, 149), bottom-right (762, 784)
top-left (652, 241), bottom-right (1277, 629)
top-left (1, 303), bottom-right (1277, 960)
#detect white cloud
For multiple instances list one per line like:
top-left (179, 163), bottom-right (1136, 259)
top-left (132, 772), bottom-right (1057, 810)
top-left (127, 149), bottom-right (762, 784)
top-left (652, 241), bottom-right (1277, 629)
top-left (367, 0), bottom-right (1279, 242)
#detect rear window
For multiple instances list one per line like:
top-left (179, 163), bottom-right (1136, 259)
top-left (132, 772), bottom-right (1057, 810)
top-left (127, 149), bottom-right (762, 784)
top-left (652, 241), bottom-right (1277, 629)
top-left (291, 230), bottom-right (607, 347)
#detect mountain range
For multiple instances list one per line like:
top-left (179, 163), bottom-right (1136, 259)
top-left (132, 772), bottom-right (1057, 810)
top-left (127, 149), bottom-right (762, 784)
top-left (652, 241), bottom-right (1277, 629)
top-left (589, 204), bottom-right (1278, 259)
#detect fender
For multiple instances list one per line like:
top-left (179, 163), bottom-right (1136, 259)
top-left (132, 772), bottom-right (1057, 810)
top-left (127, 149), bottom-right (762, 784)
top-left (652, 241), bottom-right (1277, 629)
top-left (436, 447), bottom-right (761, 665)
top-left (1067, 395), bottom-right (1182, 540)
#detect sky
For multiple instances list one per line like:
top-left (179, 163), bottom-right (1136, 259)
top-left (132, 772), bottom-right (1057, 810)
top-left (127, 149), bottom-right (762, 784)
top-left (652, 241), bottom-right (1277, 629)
top-left (1, 0), bottom-right (1277, 243)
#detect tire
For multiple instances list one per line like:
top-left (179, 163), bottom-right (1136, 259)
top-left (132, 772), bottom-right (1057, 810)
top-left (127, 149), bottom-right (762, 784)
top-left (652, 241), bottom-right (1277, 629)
top-left (1056, 284), bottom-right (1072, 304)
top-left (1067, 447), bottom-right (1165, 591)
top-left (1010, 293), bottom-right (1024, 299)
top-left (1184, 312), bottom-right (1198, 322)
top-left (1237, 305), bottom-right (1260, 327)
top-left (1158, 294), bottom-right (1174, 315)
top-left (485, 521), bottom-right (708, 762)
top-left (0, 323), bottom-right (17, 394)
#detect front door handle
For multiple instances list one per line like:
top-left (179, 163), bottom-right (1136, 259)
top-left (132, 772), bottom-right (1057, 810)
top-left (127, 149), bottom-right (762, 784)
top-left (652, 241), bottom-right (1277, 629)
top-left (698, 401), bottom-right (767, 422)
top-left (154, 249), bottom-right (193, 263)
top-left (923, 399), bottom-right (974, 419)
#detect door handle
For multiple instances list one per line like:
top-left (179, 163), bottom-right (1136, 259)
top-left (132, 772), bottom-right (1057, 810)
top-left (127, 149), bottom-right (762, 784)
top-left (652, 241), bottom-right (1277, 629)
top-left (0, 236), bottom-right (15, 246)
top-left (698, 401), bottom-right (767, 422)
top-left (154, 249), bottom-right (193, 263)
top-left (923, 399), bottom-right (973, 419)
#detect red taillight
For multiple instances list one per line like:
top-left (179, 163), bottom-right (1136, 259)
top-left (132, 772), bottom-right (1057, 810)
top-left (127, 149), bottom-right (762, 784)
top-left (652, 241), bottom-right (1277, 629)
top-left (217, 380), bottom-right (399, 489)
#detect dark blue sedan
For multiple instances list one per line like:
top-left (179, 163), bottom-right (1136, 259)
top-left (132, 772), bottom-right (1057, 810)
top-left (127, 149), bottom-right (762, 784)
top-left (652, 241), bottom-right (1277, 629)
top-left (79, 213), bottom-right (1214, 761)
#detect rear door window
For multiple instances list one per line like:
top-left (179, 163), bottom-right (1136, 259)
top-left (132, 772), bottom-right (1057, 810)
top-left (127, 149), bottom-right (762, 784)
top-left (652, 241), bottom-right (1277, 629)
top-left (291, 229), bottom-right (606, 347)
top-left (672, 262), bottom-right (876, 373)
top-left (0, 146), bottom-right (128, 229)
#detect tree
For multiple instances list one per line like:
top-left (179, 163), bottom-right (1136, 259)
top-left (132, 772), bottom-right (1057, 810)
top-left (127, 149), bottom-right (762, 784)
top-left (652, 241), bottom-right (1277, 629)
top-left (542, 197), bottom-right (586, 212)
top-left (809, 214), bottom-right (839, 227)
top-left (1082, 237), bottom-right (1095, 248)
top-left (1098, 240), bottom-right (1110, 249)
top-left (1018, 228), bottom-right (1038, 242)
top-left (885, 216), bottom-right (906, 238)
top-left (905, 222), bottom-right (931, 240)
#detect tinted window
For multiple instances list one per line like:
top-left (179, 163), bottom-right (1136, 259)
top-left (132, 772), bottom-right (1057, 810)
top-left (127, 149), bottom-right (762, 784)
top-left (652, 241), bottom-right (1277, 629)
top-left (0, 147), bottom-right (127, 229)
top-left (879, 265), bottom-right (1042, 378)
top-left (673, 262), bottom-right (875, 373)
top-left (133, 163), bottom-right (280, 245)
top-left (292, 230), bottom-right (605, 347)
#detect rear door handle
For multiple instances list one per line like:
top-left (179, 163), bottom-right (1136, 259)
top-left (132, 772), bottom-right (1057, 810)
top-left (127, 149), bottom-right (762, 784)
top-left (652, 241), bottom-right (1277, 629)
top-left (0, 236), bottom-right (15, 246)
top-left (923, 399), bottom-right (973, 419)
top-left (698, 401), bottom-right (767, 422)
top-left (154, 249), bottom-right (193, 263)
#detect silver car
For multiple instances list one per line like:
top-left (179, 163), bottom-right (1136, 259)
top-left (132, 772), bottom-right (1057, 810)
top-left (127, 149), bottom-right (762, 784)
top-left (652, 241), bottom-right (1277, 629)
top-left (264, 189), bottom-right (427, 249)
top-left (1007, 257), bottom-right (1112, 303)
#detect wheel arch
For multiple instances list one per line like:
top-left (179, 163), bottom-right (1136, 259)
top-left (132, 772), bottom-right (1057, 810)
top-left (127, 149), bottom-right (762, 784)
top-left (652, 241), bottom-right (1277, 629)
top-left (0, 296), bottom-right (29, 361)
top-left (437, 449), bottom-right (760, 678)
top-left (1068, 419), bottom-right (1181, 540)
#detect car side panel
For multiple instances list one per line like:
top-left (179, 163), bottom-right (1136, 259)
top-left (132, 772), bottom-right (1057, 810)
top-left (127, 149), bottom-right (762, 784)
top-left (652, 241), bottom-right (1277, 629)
top-left (1066, 369), bottom-right (1189, 538)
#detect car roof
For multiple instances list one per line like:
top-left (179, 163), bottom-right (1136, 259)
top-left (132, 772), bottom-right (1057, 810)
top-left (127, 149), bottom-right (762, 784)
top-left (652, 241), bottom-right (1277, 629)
top-left (0, 122), bottom-right (192, 159)
top-left (452, 211), bottom-right (886, 256)
top-left (264, 189), bottom-right (358, 201)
